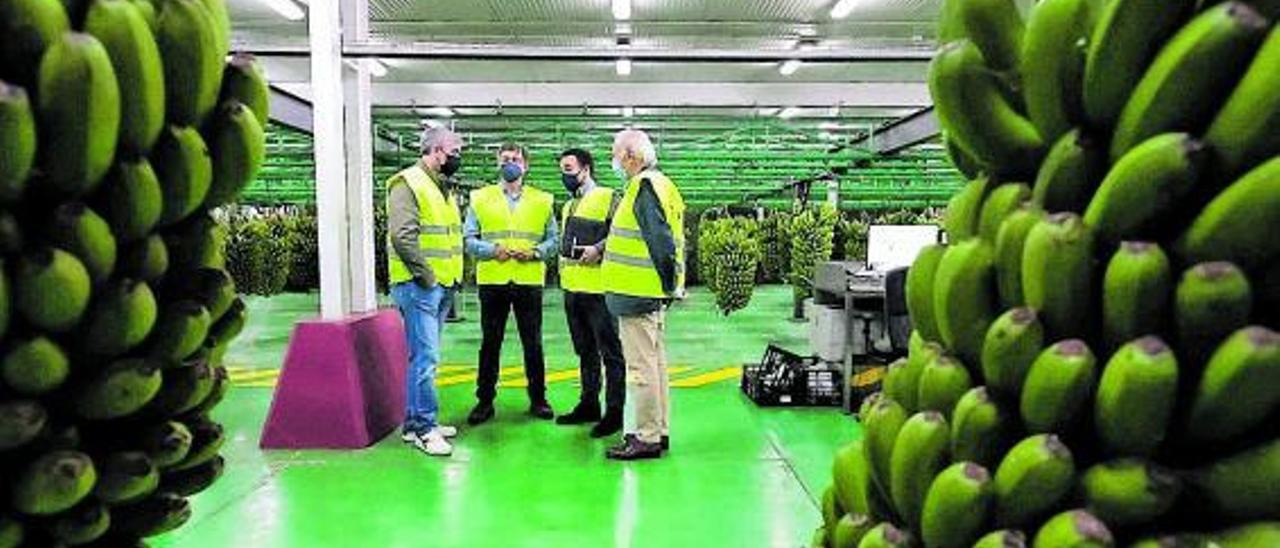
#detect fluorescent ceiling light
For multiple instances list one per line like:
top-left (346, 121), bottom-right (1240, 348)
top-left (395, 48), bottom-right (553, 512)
top-left (612, 0), bottom-right (631, 20)
top-left (820, 122), bottom-right (841, 131)
top-left (365, 58), bottom-right (387, 78)
top-left (616, 58), bottom-right (632, 76)
top-left (615, 22), bottom-right (633, 35)
top-left (623, 106), bottom-right (635, 118)
top-left (778, 107), bottom-right (803, 119)
top-left (758, 107), bottom-right (780, 116)
top-left (422, 107), bottom-right (454, 118)
top-left (831, 0), bottom-right (857, 19)
top-left (261, 0), bottom-right (304, 21)
top-left (779, 59), bottom-right (802, 76)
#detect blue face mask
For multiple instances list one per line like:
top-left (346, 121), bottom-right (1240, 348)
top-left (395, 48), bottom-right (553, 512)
top-left (500, 162), bottom-right (524, 183)
top-left (611, 158), bottom-right (628, 182)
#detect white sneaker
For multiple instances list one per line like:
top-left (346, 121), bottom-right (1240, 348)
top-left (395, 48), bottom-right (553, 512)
top-left (401, 425), bottom-right (457, 443)
top-left (414, 429), bottom-right (453, 456)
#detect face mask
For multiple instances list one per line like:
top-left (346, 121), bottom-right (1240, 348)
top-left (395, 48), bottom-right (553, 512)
top-left (500, 162), bottom-right (524, 183)
top-left (440, 152), bottom-right (462, 176)
top-left (612, 158), bottom-right (628, 182)
top-left (561, 172), bottom-right (583, 194)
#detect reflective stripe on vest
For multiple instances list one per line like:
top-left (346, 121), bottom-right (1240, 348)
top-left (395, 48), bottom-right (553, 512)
top-left (559, 186), bottom-right (615, 294)
top-left (471, 184), bottom-right (554, 286)
top-left (386, 165), bottom-right (464, 286)
top-left (601, 170), bottom-right (686, 299)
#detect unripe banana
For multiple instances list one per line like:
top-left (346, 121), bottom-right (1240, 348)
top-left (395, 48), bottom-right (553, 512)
top-left (1176, 158), bottom-right (1280, 272)
top-left (1021, 0), bottom-right (1095, 143)
top-left (163, 213), bottom-right (227, 271)
top-left (1186, 437), bottom-right (1280, 522)
top-left (1021, 340), bottom-right (1098, 435)
top-left (197, 0), bottom-right (229, 60)
top-left (139, 421), bottom-right (192, 468)
top-left (944, 132), bottom-right (986, 180)
top-left (1203, 27), bottom-right (1280, 182)
top-left (1080, 459), bottom-right (1181, 526)
top-left (85, 0), bottom-right (165, 156)
top-left (1, 336), bottom-right (69, 395)
top-left (917, 354), bottom-right (973, 420)
top-left (930, 40), bottom-right (1045, 176)
top-left (14, 248), bottom-right (92, 333)
top-left (220, 53), bottom-right (270, 127)
top-left (900, 338), bottom-right (941, 414)
top-left (1022, 213), bottom-right (1095, 341)
top-left (1032, 509), bottom-right (1114, 548)
top-left (1185, 326), bottom-right (1280, 445)
top-left (157, 0), bottom-right (222, 126)
top-left (169, 415), bottom-right (223, 471)
top-left (934, 240), bottom-right (998, 365)
top-left (1128, 534), bottom-right (1211, 548)
top-left (111, 491), bottom-right (191, 537)
top-left (974, 530), bottom-right (1028, 548)
top-left (161, 454), bottom-right (223, 498)
top-left (1174, 262), bottom-right (1252, 368)
top-left (46, 202), bottom-right (117, 283)
top-left (862, 396), bottom-right (908, 499)
top-left (1083, 0), bottom-right (1198, 129)
top-left (857, 522), bottom-right (913, 548)
top-left (0, 399), bottom-right (46, 451)
top-left (93, 451), bottom-right (159, 505)
top-left (921, 462), bottom-right (993, 548)
top-left (833, 439), bottom-right (872, 517)
top-left (37, 32), bottom-right (121, 197)
top-left (1212, 522), bottom-right (1280, 547)
top-left (74, 358), bottom-right (162, 420)
top-left (81, 278), bottom-right (157, 357)
top-left (1110, 2), bottom-right (1269, 162)
top-left (0, 515), bottom-right (20, 548)
top-left (186, 365), bottom-right (228, 417)
top-left (993, 434), bottom-right (1076, 528)
top-left (204, 100), bottom-right (265, 208)
top-left (152, 125), bottom-right (213, 227)
top-left (831, 513), bottom-right (875, 548)
top-left (119, 233), bottom-right (169, 282)
top-left (146, 361), bottom-right (215, 418)
top-left (1084, 133), bottom-right (1207, 245)
top-left (994, 207), bottom-right (1043, 308)
top-left (958, 0), bottom-right (1025, 71)
top-left (207, 299), bottom-right (245, 351)
top-left (128, 0), bottom-right (156, 29)
top-left (96, 159), bottom-right (163, 243)
top-left (978, 183), bottom-right (1031, 244)
top-left (982, 307), bottom-right (1046, 399)
top-left (882, 359), bottom-right (914, 415)
top-left (906, 244), bottom-right (947, 344)
top-left (0, 0), bottom-right (71, 87)
top-left (1101, 242), bottom-right (1172, 352)
top-left (0, 82), bottom-right (36, 202)
top-left (944, 177), bottom-right (994, 241)
top-left (1031, 129), bottom-right (1106, 215)
top-left (48, 500), bottom-right (110, 545)
top-left (889, 411), bottom-right (950, 529)
top-left (10, 450), bottom-right (96, 516)
top-left (952, 386), bottom-right (1015, 470)
top-left (147, 301), bottom-right (213, 363)
top-left (1095, 337), bottom-right (1180, 457)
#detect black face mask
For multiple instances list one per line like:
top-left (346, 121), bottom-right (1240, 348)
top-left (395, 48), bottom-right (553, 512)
top-left (440, 152), bottom-right (463, 176)
top-left (562, 172), bottom-right (583, 194)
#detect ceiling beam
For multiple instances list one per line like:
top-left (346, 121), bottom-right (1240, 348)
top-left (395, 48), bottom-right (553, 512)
top-left (349, 82), bottom-right (931, 108)
top-left (850, 106), bottom-right (941, 154)
top-left (268, 85), bottom-right (401, 153)
top-left (243, 43), bottom-right (936, 62)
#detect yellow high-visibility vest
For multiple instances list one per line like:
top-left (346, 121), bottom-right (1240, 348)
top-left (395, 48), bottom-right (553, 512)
top-left (471, 184), bottom-right (554, 286)
top-left (386, 165), bottom-right (464, 286)
top-left (602, 170), bottom-right (686, 299)
top-left (559, 186), bottom-right (615, 294)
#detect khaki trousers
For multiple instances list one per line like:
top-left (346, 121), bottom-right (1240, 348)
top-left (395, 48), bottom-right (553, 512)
top-left (619, 310), bottom-right (669, 444)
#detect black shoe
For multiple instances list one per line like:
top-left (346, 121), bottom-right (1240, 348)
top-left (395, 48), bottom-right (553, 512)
top-left (606, 436), bottom-right (663, 461)
top-left (529, 401), bottom-right (554, 420)
top-left (555, 404), bottom-right (601, 426)
top-left (467, 402), bottom-right (494, 426)
top-left (590, 411), bottom-right (623, 438)
top-left (622, 433), bottom-right (670, 451)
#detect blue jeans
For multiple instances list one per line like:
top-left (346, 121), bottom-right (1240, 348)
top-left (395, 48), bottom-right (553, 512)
top-left (391, 281), bottom-right (453, 434)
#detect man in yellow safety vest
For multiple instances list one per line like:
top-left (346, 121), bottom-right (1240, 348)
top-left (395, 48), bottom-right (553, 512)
top-left (464, 143), bottom-right (560, 425)
top-left (602, 130), bottom-right (686, 461)
top-left (554, 148), bottom-right (626, 438)
top-left (385, 127), bottom-right (466, 457)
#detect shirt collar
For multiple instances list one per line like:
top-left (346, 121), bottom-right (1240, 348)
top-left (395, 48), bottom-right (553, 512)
top-left (577, 178), bottom-right (597, 197)
top-left (501, 181), bottom-right (523, 199)
top-left (417, 160), bottom-right (443, 184)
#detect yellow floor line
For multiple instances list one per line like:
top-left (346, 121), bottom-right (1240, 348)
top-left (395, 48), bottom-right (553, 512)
top-left (670, 366), bottom-right (742, 388)
top-left (229, 370), bottom-right (280, 382)
top-left (437, 366), bottom-right (523, 387)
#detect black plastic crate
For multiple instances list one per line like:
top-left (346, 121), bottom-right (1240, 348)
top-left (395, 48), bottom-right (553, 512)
top-left (741, 345), bottom-right (842, 407)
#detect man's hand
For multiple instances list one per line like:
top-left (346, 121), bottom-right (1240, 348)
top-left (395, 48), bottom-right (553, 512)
top-left (578, 245), bottom-right (602, 265)
top-left (494, 245), bottom-right (511, 262)
top-left (510, 249), bottom-right (536, 262)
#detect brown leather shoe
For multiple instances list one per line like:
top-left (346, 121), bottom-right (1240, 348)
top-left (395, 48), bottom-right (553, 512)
top-left (606, 436), bottom-right (663, 460)
top-left (623, 433), bottom-right (669, 451)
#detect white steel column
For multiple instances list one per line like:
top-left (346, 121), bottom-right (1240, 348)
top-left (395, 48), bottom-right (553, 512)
top-left (308, 0), bottom-right (351, 318)
top-left (342, 0), bottom-right (377, 313)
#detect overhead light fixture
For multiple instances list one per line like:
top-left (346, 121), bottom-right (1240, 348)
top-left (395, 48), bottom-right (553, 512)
top-left (365, 58), bottom-right (388, 77)
top-left (623, 106), bottom-right (635, 118)
top-left (615, 22), bottom-right (633, 35)
top-left (831, 0), bottom-right (857, 19)
top-left (779, 59), bottom-right (802, 76)
top-left (421, 106), bottom-right (454, 118)
top-left (422, 119), bottom-right (444, 129)
top-left (778, 107), bottom-right (803, 119)
top-left (616, 58), bottom-right (632, 76)
top-left (820, 122), bottom-right (841, 131)
top-left (758, 107), bottom-right (780, 116)
top-left (612, 0), bottom-right (631, 20)
top-left (261, 0), bottom-right (305, 21)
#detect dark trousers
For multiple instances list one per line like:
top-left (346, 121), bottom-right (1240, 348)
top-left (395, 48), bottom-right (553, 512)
top-left (564, 291), bottom-right (626, 412)
top-left (476, 284), bottom-right (546, 404)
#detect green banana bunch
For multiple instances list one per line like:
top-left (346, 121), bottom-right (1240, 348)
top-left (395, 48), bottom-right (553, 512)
top-left (789, 206), bottom-right (838, 298)
top-left (85, 0), bottom-right (165, 157)
top-left (48, 501), bottom-right (110, 545)
top-left (1083, 0), bottom-right (1198, 130)
top-left (1031, 129), bottom-right (1105, 215)
top-left (700, 217), bottom-right (762, 315)
top-left (1031, 509), bottom-right (1115, 547)
top-left (1084, 133), bottom-right (1207, 245)
top-left (93, 451), bottom-right (160, 506)
top-left (1080, 459), bottom-right (1181, 526)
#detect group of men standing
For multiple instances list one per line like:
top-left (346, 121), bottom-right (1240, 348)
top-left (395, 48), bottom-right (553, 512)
top-left (384, 127), bottom-right (685, 461)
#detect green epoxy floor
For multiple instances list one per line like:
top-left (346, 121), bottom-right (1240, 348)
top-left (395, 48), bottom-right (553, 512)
top-left (151, 286), bottom-right (861, 548)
